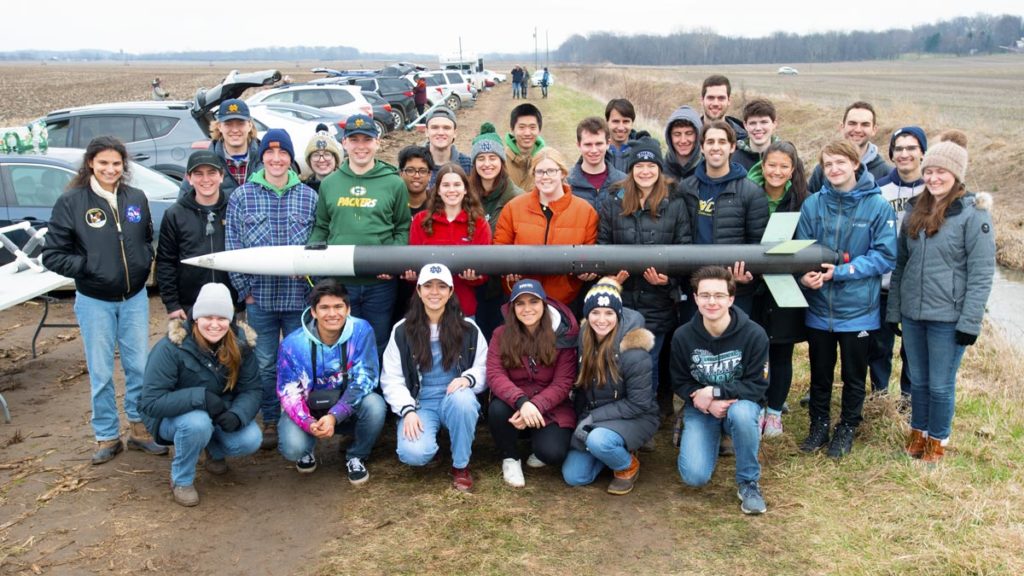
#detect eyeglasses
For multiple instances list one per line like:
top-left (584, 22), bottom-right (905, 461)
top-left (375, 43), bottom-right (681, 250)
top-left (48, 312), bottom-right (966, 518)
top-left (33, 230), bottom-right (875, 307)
top-left (311, 152), bottom-right (334, 161)
top-left (696, 292), bottom-right (731, 302)
top-left (402, 168), bottom-right (430, 176)
top-left (892, 146), bottom-right (920, 154)
top-left (533, 168), bottom-right (561, 178)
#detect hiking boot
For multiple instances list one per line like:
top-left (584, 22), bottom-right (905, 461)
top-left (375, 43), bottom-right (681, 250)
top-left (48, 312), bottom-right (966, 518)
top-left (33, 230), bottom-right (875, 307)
top-left (827, 423), bottom-right (856, 459)
top-left (737, 480), bottom-right (767, 515)
top-left (719, 435), bottom-right (735, 457)
top-left (450, 466), bottom-right (473, 492)
top-left (501, 458), bottom-right (525, 488)
top-left (91, 439), bottom-right (124, 465)
top-left (607, 454), bottom-right (640, 495)
top-left (296, 452), bottom-right (317, 474)
top-left (906, 429), bottom-right (927, 459)
top-left (800, 418), bottom-right (830, 453)
top-left (172, 484), bottom-right (199, 507)
top-left (127, 421), bottom-right (169, 455)
top-left (204, 449), bottom-right (228, 475)
top-left (525, 453), bottom-right (546, 469)
top-left (921, 437), bottom-right (945, 464)
top-left (762, 413), bottom-right (784, 439)
top-left (346, 457), bottom-right (369, 485)
top-left (260, 421), bottom-right (278, 451)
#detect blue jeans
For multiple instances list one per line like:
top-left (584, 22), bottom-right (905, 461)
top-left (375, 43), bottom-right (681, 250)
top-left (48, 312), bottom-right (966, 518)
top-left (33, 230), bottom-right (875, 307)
top-left (396, 388), bottom-right (479, 469)
top-left (277, 392), bottom-right (386, 461)
top-left (561, 427), bottom-right (632, 486)
top-left (245, 302), bottom-right (303, 424)
top-left (901, 317), bottom-right (965, 441)
top-left (74, 290), bottom-right (149, 441)
top-left (158, 410), bottom-right (262, 487)
top-left (677, 400), bottom-right (761, 486)
top-left (344, 280), bottom-right (396, 355)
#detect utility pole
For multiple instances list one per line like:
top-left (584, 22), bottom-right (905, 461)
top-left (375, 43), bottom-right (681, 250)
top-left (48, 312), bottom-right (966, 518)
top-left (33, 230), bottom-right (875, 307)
top-left (546, 30), bottom-right (549, 67)
top-left (533, 28), bottom-right (538, 70)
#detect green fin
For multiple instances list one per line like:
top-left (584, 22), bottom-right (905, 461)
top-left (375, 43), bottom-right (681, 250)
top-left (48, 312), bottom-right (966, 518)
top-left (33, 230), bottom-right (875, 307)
top-left (763, 274), bottom-right (808, 308)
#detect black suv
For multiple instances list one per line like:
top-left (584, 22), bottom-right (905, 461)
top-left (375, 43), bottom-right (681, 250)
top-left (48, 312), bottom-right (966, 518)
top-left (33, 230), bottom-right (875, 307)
top-left (312, 76), bottom-right (416, 129)
top-left (41, 69), bottom-right (281, 181)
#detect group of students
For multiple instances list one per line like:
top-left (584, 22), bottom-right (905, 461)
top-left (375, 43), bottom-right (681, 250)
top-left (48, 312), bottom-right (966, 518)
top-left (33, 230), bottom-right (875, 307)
top-left (40, 75), bottom-right (994, 514)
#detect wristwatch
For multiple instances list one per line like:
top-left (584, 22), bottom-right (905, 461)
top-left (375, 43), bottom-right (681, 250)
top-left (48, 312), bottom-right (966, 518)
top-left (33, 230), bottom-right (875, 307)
top-left (712, 386), bottom-right (723, 399)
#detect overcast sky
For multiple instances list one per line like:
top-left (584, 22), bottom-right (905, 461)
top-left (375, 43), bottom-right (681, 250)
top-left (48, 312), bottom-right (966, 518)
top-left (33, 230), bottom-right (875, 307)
top-left (9, 1), bottom-right (1022, 55)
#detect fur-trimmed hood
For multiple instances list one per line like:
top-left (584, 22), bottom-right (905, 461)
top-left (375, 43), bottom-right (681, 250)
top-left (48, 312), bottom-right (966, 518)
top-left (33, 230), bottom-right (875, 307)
top-left (974, 191), bottom-right (993, 211)
top-left (167, 318), bottom-right (257, 348)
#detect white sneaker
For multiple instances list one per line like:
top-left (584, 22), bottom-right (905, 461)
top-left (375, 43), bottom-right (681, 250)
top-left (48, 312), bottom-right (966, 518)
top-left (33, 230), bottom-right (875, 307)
top-left (526, 453), bottom-right (546, 468)
top-left (502, 458), bottom-right (525, 487)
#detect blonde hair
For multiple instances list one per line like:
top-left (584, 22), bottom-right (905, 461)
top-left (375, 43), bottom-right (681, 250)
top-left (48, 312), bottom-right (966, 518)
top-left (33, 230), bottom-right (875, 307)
top-left (209, 120), bottom-right (258, 144)
top-left (532, 147), bottom-right (569, 177)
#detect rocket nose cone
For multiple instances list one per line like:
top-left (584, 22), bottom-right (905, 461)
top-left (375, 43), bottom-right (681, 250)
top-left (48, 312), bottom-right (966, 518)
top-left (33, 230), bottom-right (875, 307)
top-left (182, 254), bottom-right (214, 269)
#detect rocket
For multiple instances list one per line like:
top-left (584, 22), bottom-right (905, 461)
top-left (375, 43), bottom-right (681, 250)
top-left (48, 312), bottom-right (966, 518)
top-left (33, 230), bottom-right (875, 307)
top-left (182, 214), bottom-right (831, 307)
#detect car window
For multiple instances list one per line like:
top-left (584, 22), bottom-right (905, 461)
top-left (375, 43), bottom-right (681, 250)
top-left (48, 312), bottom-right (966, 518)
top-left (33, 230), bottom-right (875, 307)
top-left (45, 119), bottom-right (71, 146)
top-left (262, 92), bottom-right (296, 104)
top-left (294, 90), bottom-right (333, 108)
top-left (445, 73), bottom-right (462, 84)
top-left (328, 90), bottom-right (355, 106)
top-left (354, 79), bottom-right (374, 90)
top-left (7, 164), bottom-right (73, 208)
top-left (76, 115), bottom-right (147, 145)
top-left (251, 118), bottom-right (269, 131)
top-left (144, 115), bottom-right (178, 138)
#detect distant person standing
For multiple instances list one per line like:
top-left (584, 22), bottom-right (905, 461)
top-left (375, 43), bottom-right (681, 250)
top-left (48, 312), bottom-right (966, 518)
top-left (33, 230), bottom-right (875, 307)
top-left (521, 68), bottom-right (530, 98)
top-left (151, 77), bottom-right (169, 101)
top-left (540, 68), bottom-right (551, 99)
top-left (42, 136), bottom-right (168, 464)
top-left (413, 76), bottom-right (428, 117)
top-left (510, 66), bottom-right (524, 99)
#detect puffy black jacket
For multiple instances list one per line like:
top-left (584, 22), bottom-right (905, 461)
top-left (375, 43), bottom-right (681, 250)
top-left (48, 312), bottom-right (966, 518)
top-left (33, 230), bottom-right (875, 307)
top-left (156, 189), bottom-right (237, 314)
top-left (42, 184), bottom-right (154, 301)
top-left (598, 192), bottom-right (692, 333)
top-left (674, 165), bottom-right (769, 246)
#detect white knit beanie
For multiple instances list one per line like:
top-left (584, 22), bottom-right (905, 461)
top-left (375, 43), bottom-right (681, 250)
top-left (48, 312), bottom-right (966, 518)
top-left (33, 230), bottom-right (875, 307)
top-left (192, 283), bottom-right (234, 320)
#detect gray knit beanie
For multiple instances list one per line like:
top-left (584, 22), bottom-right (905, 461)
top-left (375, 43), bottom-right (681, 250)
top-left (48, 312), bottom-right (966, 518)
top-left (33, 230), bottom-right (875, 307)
top-left (921, 140), bottom-right (968, 182)
top-left (471, 122), bottom-right (506, 163)
top-left (192, 283), bottom-right (234, 320)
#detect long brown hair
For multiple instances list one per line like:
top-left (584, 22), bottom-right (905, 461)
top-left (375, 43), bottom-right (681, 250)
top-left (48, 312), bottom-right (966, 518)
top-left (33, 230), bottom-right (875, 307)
top-left (70, 136), bottom-right (131, 190)
top-left (421, 164), bottom-right (485, 238)
top-left (191, 324), bottom-right (242, 392)
top-left (469, 154), bottom-right (510, 199)
top-left (575, 320), bottom-right (620, 390)
top-left (500, 299), bottom-right (557, 369)
top-left (618, 168), bottom-right (669, 219)
top-left (404, 289), bottom-right (465, 372)
top-left (905, 178), bottom-right (967, 238)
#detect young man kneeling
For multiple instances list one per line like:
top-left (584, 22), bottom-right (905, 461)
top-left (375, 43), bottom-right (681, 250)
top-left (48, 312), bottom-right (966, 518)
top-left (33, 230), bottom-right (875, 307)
top-left (670, 266), bottom-right (769, 514)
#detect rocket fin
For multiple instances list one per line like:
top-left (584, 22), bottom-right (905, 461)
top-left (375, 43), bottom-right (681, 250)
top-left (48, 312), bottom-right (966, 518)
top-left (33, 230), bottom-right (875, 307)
top-left (760, 212), bottom-right (801, 244)
top-left (763, 274), bottom-right (808, 308)
top-left (765, 239), bottom-right (817, 255)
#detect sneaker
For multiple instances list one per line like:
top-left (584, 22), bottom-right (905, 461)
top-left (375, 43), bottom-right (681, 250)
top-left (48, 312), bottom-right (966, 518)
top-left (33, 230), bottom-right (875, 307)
top-left (296, 452), bottom-right (317, 474)
top-left (827, 423), bottom-right (856, 459)
top-left (346, 457), bottom-right (369, 485)
top-left (762, 414), bottom-right (784, 439)
top-left (91, 439), bottom-right (124, 465)
top-left (204, 449), bottom-right (229, 475)
top-left (450, 466), bottom-right (474, 492)
top-left (607, 454), bottom-right (640, 495)
top-left (501, 458), bottom-right (525, 487)
top-left (800, 418), bottom-right (830, 453)
top-left (260, 422), bottom-right (278, 451)
top-left (737, 480), bottom-right (767, 515)
top-left (172, 484), bottom-right (199, 507)
top-left (525, 453), bottom-right (546, 469)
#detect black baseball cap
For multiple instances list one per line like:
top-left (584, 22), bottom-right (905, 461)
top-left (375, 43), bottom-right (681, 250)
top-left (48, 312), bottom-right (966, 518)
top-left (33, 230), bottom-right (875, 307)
top-left (187, 150), bottom-right (225, 174)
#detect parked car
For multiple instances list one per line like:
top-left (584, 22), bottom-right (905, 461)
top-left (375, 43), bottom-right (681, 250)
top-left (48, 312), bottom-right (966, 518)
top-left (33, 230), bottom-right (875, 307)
top-left (41, 69), bottom-right (282, 182)
top-left (481, 69), bottom-right (506, 83)
top-left (0, 147), bottom-right (178, 266)
top-left (361, 92), bottom-right (396, 135)
top-left (247, 84), bottom-right (373, 120)
top-left (777, 66), bottom-right (799, 75)
top-left (247, 103), bottom-right (346, 176)
top-left (313, 76), bottom-right (415, 130)
top-left (407, 70), bottom-right (475, 111)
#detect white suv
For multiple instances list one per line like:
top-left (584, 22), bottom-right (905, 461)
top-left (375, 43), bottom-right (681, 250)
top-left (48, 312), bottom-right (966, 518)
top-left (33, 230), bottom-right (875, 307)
top-left (247, 85), bottom-right (373, 119)
top-left (407, 70), bottom-right (476, 111)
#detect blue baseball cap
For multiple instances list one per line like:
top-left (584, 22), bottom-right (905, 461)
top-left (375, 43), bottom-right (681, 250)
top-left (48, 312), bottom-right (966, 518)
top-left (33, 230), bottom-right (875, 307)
top-left (510, 279), bottom-right (546, 303)
top-left (344, 114), bottom-right (379, 138)
top-left (216, 99), bottom-right (251, 122)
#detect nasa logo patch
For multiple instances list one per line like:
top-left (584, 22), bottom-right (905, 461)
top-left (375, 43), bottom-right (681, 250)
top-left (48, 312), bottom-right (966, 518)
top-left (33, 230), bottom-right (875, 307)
top-left (85, 208), bottom-right (106, 228)
top-left (125, 205), bottom-right (142, 223)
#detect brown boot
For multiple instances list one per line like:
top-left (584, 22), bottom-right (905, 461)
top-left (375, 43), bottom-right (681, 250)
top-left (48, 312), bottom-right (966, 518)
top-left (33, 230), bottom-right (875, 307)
top-left (922, 437), bottom-right (945, 464)
top-left (127, 421), bottom-right (169, 455)
top-left (905, 429), bottom-right (927, 459)
top-left (91, 439), bottom-right (124, 465)
top-left (607, 454), bottom-right (640, 495)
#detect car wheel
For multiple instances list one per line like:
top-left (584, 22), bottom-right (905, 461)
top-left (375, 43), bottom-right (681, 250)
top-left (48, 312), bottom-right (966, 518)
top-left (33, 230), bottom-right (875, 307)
top-left (374, 120), bottom-right (388, 137)
top-left (391, 109), bottom-right (405, 130)
top-left (445, 94), bottom-right (461, 111)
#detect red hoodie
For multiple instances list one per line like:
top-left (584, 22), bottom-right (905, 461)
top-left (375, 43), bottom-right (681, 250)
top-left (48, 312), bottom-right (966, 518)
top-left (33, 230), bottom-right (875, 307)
top-left (409, 209), bottom-right (491, 315)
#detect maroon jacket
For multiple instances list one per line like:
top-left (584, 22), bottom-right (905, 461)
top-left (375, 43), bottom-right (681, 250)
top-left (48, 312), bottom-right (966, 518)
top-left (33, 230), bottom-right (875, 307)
top-left (486, 299), bottom-right (579, 429)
